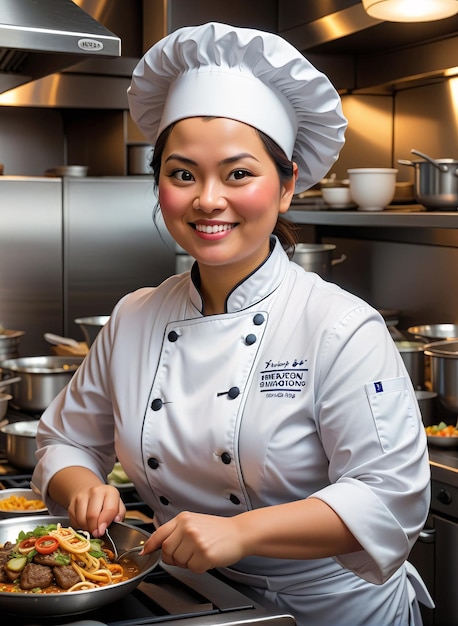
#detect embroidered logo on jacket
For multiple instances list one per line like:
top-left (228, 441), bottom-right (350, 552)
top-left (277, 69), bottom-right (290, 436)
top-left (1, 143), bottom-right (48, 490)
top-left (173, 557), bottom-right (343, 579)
top-left (258, 358), bottom-right (308, 398)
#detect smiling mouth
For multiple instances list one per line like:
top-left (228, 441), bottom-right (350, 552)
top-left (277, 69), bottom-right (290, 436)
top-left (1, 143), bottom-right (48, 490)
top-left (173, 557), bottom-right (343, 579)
top-left (194, 223), bottom-right (236, 234)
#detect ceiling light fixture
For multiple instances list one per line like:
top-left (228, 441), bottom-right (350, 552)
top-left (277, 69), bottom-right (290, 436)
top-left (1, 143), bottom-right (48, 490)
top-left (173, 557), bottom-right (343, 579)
top-left (362, 0), bottom-right (458, 22)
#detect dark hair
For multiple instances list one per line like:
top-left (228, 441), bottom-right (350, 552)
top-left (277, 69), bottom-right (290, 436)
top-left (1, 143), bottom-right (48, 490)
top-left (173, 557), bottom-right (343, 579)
top-left (151, 119), bottom-right (300, 253)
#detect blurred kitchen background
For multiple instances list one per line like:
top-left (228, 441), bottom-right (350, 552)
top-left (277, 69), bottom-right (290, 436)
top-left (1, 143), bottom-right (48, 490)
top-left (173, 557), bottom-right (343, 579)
top-left (0, 0), bottom-right (457, 355)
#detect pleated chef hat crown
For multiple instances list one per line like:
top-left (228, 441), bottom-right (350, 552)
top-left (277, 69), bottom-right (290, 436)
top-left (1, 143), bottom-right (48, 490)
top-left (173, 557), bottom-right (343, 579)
top-left (127, 22), bottom-right (347, 192)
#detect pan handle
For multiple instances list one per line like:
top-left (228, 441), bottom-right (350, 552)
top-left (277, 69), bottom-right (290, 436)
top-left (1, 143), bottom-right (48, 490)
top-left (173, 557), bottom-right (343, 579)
top-left (331, 254), bottom-right (346, 267)
top-left (398, 159), bottom-right (414, 167)
top-left (411, 148), bottom-right (449, 173)
top-left (0, 376), bottom-right (21, 388)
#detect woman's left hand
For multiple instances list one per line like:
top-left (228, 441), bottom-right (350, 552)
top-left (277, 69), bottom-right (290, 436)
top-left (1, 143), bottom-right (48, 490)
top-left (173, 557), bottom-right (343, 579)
top-left (142, 511), bottom-right (245, 574)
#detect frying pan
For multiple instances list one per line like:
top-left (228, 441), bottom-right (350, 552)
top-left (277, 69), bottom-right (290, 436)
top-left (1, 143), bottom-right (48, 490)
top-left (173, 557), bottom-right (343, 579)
top-left (0, 516), bottom-right (161, 616)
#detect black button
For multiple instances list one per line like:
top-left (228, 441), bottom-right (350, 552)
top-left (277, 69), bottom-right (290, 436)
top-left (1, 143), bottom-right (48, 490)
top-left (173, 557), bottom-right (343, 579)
top-left (253, 314), bottom-right (265, 325)
top-left (168, 330), bottom-right (179, 342)
top-left (151, 398), bottom-right (163, 411)
top-left (221, 452), bottom-right (232, 465)
top-left (230, 494), bottom-right (240, 505)
top-left (148, 457), bottom-right (159, 469)
top-left (159, 496), bottom-right (169, 505)
top-left (245, 334), bottom-right (256, 345)
top-left (228, 387), bottom-right (240, 399)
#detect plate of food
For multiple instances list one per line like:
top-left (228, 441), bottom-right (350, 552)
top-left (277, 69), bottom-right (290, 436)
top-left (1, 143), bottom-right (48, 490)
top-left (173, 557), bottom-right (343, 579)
top-left (425, 422), bottom-right (458, 448)
top-left (0, 489), bottom-right (47, 519)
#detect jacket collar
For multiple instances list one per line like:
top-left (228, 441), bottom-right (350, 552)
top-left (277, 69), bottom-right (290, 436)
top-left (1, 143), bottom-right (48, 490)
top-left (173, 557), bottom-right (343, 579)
top-left (188, 236), bottom-right (290, 314)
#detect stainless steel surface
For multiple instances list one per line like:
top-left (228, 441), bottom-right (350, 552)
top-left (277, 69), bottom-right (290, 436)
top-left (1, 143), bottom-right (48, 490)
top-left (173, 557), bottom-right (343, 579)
top-left (408, 324), bottom-right (458, 342)
top-left (0, 0), bottom-right (121, 94)
top-left (395, 340), bottom-right (425, 390)
top-left (0, 356), bottom-right (83, 412)
top-left (0, 331), bottom-right (24, 361)
top-left (74, 316), bottom-right (109, 346)
top-left (0, 420), bottom-right (39, 469)
top-left (63, 178), bottom-right (175, 340)
top-left (424, 340), bottom-right (458, 415)
top-left (0, 178), bottom-right (63, 356)
top-left (0, 516), bottom-right (161, 616)
top-left (415, 390), bottom-right (437, 426)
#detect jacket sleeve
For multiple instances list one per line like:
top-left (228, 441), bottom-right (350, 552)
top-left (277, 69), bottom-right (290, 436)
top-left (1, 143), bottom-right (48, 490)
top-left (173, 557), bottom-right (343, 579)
top-left (310, 305), bottom-right (430, 584)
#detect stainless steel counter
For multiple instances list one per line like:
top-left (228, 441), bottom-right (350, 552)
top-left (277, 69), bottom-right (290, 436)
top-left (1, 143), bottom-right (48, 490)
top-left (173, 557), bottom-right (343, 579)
top-left (428, 446), bottom-right (458, 488)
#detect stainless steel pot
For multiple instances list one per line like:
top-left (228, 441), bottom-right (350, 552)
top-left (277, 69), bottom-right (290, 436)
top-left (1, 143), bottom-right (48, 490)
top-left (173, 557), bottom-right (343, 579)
top-left (407, 324), bottom-right (458, 342)
top-left (0, 420), bottom-right (39, 469)
top-left (0, 356), bottom-right (83, 411)
top-left (423, 340), bottom-right (458, 415)
top-left (398, 149), bottom-right (458, 210)
top-left (292, 243), bottom-right (346, 280)
top-left (395, 340), bottom-right (425, 390)
top-left (0, 330), bottom-right (25, 361)
top-left (0, 516), bottom-right (161, 616)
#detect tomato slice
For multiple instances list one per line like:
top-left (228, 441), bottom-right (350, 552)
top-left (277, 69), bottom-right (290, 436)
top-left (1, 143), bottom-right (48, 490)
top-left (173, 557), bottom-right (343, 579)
top-left (17, 537), bottom-right (37, 554)
top-left (35, 535), bottom-right (59, 554)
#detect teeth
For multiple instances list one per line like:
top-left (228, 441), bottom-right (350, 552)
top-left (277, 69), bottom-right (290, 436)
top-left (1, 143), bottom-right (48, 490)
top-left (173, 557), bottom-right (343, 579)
top-left (195, 223), bottom-right (234, 234)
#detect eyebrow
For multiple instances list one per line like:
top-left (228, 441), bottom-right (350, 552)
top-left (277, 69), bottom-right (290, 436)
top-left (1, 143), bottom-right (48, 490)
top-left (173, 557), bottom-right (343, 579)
top-left (164, 152), bottom-right (260, 166)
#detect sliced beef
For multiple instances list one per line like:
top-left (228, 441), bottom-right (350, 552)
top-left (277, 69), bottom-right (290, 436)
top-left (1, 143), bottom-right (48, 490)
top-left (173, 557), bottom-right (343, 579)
top-left (20, 562), bottom-right (53, 590)
top-left (53, 565), bottom-right (80, 589)
top-left (34, 552), bottom-right (66, 567)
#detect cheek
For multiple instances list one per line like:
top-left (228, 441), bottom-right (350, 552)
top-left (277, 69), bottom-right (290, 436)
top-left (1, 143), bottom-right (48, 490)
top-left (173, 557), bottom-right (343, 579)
top-left (158, 186), bottom-right (184, 217)
top-left (239, 181), bottom-right (280, 215)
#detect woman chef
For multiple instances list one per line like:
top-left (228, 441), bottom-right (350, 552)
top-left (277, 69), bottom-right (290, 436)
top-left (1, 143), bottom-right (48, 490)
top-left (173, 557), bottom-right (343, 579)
top-left (32, 22), bottom-right (433, 626)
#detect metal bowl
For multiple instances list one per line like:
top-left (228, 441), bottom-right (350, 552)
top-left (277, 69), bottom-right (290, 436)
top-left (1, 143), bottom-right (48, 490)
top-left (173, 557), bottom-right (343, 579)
top-left (0, 420), bottom-right (39, 469)
top-left (0, 516), bottom-right (161, 616)
top-left (408, 324), bottom-right (458, 341)
top-left (0, 488), bottom-right (47, 519)
top-left (74, 315), bottom-right (110, 347)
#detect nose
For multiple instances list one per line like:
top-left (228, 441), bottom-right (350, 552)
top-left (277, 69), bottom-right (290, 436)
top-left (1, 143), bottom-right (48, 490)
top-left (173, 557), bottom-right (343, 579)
top-left (193, 179), bottom-right (227, 213)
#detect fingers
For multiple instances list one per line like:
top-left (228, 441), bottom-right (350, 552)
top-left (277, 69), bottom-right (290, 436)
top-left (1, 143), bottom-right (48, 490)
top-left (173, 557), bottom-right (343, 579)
top-left (67, 484), bottom-right (126, 537)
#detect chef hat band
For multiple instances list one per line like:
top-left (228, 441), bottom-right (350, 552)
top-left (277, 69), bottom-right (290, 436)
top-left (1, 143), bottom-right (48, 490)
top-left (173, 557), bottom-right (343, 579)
top-left (161, 71), bottom-right (297, 158)
top-left (128, 22), bottom-right (347, 192)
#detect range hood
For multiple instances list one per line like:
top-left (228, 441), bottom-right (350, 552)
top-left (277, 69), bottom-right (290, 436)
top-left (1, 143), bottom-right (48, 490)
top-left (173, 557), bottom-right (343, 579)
top-left (0, 0), bottom-right (121, 94)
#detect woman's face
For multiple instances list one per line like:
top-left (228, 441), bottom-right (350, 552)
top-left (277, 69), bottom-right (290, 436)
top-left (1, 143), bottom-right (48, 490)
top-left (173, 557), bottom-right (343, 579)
top-left (158, 117), bottom-right (295, 277)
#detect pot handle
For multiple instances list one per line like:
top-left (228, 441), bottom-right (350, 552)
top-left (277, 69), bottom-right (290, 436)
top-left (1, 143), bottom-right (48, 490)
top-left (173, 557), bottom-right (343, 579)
top-left (398, 159), bottom-right (414, 167)
top-left (0, 376), bottom-right (21, 388)
top-left (331, 254), bottom-right (346, 267)
top-left (411, 149), bottom-right (449, 173)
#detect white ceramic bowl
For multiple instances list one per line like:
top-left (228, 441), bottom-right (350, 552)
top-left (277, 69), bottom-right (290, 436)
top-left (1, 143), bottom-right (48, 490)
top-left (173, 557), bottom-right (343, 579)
top-left (348, 168), bottom-right (398, 211)
top-left (321, 186), bottom-right (354, 208)
top-left (0, 488), bottom-right (47, 519)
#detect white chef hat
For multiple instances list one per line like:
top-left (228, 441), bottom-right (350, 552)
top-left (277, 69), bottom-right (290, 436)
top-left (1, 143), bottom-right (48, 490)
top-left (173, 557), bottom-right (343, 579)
top-left (127, 22), bottom-right (347, 192)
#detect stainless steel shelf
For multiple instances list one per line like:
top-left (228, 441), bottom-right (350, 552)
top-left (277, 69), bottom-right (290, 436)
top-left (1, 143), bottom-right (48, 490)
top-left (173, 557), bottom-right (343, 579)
top-left (287, 205), bottom-right (458, 229)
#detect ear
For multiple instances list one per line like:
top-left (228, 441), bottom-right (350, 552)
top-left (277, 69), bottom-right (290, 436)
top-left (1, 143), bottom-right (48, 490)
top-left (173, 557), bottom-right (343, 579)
top-left (279, 162), bottom-right (299, 214)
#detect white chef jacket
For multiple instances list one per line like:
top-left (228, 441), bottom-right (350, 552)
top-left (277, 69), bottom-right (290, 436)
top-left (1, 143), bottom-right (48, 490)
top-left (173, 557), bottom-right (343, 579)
top-left (32, 236), bottom-right (432, 626)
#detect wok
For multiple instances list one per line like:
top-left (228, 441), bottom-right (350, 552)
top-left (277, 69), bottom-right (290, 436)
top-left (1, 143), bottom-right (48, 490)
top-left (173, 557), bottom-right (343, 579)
top-left (0, 516), bottom-right (161, 616)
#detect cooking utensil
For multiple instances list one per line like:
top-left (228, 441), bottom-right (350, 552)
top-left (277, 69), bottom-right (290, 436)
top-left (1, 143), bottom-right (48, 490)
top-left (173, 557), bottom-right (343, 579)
top-left (105, 527), bottom-right (145, 562)
top-left (74, 316), bottom-right (110, 347)
top-left (0, 356), bottom-right (83, 412)
top-left (44, 332), bottom-right (80, 348)
top-left (0, 516), bottom-right (161, 616)
top-left (0, 376), bottom-right (21, 389)
top-left (0, 329), bottom-right (25, 361)
top-left (423, 340), bottom-right (458, 415)
top-left (398, 149), bottom-right (458, 210)
top-left (0, 420), bottom-right (39, 469)
top-left (395, 340), bottom-right (425, 390)
top-left (292, 244), bottom-right (346, 280)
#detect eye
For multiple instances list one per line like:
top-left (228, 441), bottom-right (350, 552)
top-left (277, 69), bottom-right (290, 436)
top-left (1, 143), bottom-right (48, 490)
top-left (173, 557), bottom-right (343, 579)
top-left (169, 169), bottom-right (195, 182)
top-left (228, 169), bottom-right (251, 181)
